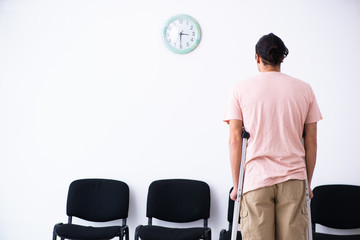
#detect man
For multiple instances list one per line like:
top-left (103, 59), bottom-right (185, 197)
top-left (224, 33), bottom-right (322, 240)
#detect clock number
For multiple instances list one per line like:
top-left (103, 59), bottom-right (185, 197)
top-left (186, 42), bottom-right (189, 47)
top-left (190, 25), bottom-right (193, 30)
top-left (179, 19), bottom-right (183, 24)
top-left (192, 32), bottom-right (195, 36)
top-left (191, 38), bottom-right (194, 42)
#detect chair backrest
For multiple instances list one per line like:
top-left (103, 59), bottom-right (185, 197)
top-left (66, 178), bottom-right (129, 222)
top-left (146, 179), bottom-right (210, 223)
top-left (311, 184), bottom-right (360, 229)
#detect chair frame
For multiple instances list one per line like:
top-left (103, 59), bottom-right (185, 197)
top-left (53, 178), bottom-right (129, 240)
top-left (311, 184), bottom-right (360, 239)
top-left (135, 178), bottom-right (211, 240)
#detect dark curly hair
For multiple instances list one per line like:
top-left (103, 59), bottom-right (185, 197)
top-left (255, 33), bottom-right (289, 66)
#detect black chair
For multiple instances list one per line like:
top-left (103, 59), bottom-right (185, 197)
top-left (53, 178), bottom-right (130, 240)
top-left (135, 179), bottom-right (211, 240)
top-left (311, 184), bottom-right (360, 240)
top-left (219, 187), bottom-right (242, 240)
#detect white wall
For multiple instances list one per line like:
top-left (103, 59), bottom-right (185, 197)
top-left (0, 0), bottom-right (359, 239)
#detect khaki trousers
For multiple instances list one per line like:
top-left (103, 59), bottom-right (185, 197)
top-left (240, 180), bottom-right (308, 240)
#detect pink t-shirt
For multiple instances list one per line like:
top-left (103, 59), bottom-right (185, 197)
top-left (224, 72), bottom-right (322, 193)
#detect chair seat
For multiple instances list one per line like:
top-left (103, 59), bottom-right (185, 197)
top-left (314, 232), bottom-right (360, 240)
top-left (136, 225), bottom-right (207, 240)
top-left (54, 223), bottom-right (122, 240)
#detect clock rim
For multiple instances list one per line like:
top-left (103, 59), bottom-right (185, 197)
top-left (163, 14), bottom-right (201, 54)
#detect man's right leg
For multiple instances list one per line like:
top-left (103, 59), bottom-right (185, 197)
top-left (240, 185), bottom-right (276, 240)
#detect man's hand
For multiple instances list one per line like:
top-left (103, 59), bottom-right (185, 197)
top-left (230, 187), bottom-right (238, 201)
top-left (309, 186), bottom-right (314, 199)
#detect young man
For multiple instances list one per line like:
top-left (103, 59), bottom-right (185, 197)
top-left (224, 33), bottom-right (322, 240)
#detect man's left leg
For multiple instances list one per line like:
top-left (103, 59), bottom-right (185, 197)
top-left (275, 179), bottom-right (308, 240)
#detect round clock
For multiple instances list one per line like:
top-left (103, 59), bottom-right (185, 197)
top-left (163, 14), bottom-right (201, 54)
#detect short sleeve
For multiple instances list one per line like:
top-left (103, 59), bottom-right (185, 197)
top-left (223, 87), bottom-right (243, 124)
top-left (305, 87), bottom-right (323, 124)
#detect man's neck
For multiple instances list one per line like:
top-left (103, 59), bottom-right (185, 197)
top-left (259, 64), bottom-right (281, 72)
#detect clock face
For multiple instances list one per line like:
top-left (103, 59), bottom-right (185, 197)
top-left (163, 14), bottom-right (201, 54)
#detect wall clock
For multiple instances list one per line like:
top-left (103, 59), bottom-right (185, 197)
top-left (163, 14), bottom-right (201, 54)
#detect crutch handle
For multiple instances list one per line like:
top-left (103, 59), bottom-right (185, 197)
top-left (242, 128), bottom-right (250, 139)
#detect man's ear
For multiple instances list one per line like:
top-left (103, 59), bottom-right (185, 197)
top-left (256, 54), bottom-right (261, 64)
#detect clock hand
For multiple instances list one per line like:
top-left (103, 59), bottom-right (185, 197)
top-left (179, 31), bottom-right (189, 36)
top-left (179, 31), bottom-right (183, 47)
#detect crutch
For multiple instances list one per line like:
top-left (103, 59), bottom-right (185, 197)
top-left (231, 127), bottom-right (250, 240)
top-left (302, 131), bottom-right (313, 240)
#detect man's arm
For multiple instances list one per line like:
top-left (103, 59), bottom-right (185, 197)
top-left (304, 122), bottom-right (317, 198)
top-left (229, 119), bottom-right (243, 200)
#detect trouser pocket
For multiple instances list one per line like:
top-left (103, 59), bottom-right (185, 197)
top-left (240, 209), bottom-right (249, 238)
